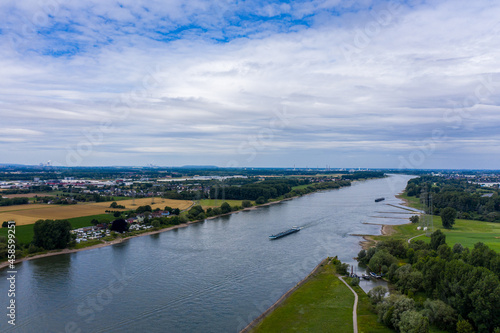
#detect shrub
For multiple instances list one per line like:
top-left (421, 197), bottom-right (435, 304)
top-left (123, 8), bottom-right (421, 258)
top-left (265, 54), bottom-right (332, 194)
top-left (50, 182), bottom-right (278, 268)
top-left (368, 286), bottom-right (388, 304)
top-left (220, 202), bottom-right (231, 214)
top-left (350, 277), bottom-right (360, 287)
top-left (242, 200), bottom-right (252, 208)
top-left (255, 196), bottom-right (267, 205)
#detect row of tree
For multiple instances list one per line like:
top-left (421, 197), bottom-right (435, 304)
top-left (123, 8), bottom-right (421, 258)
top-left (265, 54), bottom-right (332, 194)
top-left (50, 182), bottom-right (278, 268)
top-left (405, 176), bottom-right (499, 222)
top-left (209, 179), bottom-right (299, 201)
top-left (0, 197), bottom-right (29, 206)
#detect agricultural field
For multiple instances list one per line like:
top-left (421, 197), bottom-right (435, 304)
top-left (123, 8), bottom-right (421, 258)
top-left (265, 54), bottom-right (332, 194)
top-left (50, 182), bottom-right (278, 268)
top-left (198, 199), bottom-right (248, 209)
top-left (0, 204), bottom-right (49, 213)
top-left (0, 198), bottom-right (193, 226)
top-left (90, 197), bottom-right (193, 211)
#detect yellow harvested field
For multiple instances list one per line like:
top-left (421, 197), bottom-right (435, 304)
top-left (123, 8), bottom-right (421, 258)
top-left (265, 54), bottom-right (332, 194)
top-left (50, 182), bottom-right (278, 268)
top-left (0, 205), bottom-right (111, 226)
top-left (90, 198), bottom-right (193, 211)
top-left (0, 204), bottom-right (50, 213)
top-left (0, 198), bottom-right (193, 226)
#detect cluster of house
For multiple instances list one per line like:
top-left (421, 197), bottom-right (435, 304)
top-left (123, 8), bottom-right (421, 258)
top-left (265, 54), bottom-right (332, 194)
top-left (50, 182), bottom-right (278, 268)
top-left (129, 224), bottom-right (154, 231)
top-left (72, 225), bottom-right (110, 243)
top-left (70, 210), bottom-right (173, 243)
top-left (125, 210), bottom-right (171, 224)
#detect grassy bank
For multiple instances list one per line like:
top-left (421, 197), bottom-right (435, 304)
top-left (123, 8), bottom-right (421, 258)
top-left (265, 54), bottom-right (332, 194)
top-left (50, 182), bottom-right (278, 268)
top-left (198, 199), bottom-right (249, 208)
top-left (250, 261), bottom-right (354, 333)
top-left (249, 259), bottom-right (388, 333)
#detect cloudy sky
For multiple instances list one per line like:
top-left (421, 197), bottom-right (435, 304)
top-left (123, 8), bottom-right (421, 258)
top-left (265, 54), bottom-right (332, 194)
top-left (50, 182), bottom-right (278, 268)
top-left (1, 0), bottom-right (499, 169)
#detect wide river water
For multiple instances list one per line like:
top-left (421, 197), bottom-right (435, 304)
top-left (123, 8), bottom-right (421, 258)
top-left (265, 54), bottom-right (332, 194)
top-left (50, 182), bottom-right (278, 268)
top-left (0, 174), bottom-right (417, 333)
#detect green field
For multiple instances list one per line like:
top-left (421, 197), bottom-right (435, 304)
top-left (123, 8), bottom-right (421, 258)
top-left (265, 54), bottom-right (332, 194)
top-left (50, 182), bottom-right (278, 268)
top-left (291, 184), bottom-right (311, 191)
top-left (397, 193), bottom-right (426, 211)
top-left (0, 224), bottom-right (35, 244)
top-left (251, 262), bottom-right (355, 333)
top-left (198, 199), bottom-right (250, 208)
top-left (382, 195), bottom-right (500, 252)
top-left (406, 216), bottom-right (500, 252)
top-left (0, 213), bottom-right (113, 245)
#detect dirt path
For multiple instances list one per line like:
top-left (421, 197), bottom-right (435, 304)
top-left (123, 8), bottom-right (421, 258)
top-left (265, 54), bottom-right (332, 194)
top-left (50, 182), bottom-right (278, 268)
top-left (339, 276), bottom-right (358, 333)
top-left (408, 233), bottom-right (426, 244)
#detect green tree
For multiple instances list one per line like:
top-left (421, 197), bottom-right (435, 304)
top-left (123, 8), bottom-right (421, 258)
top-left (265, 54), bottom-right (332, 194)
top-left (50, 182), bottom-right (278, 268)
top-left (255, 196), bottom-right (267, 205)
top-left (110, 219), bottom-right (128, 233)
top-left (441, 207), bottom-right (457, 229)
top-left (242, 200), bottom-right (252, 208)
top-left (391, 295), bottom-right (416, 330)
top-left (399, 310), bottom-right (429, 333)
top-left (220, 202), bottom-right (232, 214)
top-left (33, 219), bottom-right (72, 250)
top-left (368, 250), bottom-right (397, 274)
top-left (410, 215), bottom-right (420, 224)
top-left (368, 286), bottom-right (388, 304)
top-left (452, 243), bottom-right (464, 254)
top-left (136, 205), bottom-right (152, 214)
top-left (430, 229), bottom-right (446, 250)
top-left (422, 299), bottom-right (457, 330)
top-left (188, 205), bottom-right (204, 219)
top-left (456, 319), bottom-right (474, 333)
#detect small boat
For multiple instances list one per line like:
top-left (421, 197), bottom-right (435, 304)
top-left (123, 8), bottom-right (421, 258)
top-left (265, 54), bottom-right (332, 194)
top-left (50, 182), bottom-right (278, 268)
top-left (269, 226), bottom-right (301, 240)
top-left (369, 272), bottom-right (382, 279)
top-left (375, 197), bottom-right (385, 202)
top-left (361, 274), bottom-right (370, 280)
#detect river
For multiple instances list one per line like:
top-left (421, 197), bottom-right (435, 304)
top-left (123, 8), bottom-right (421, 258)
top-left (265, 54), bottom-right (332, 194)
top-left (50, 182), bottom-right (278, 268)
top-left (0, 174), bottom-right (415, 333)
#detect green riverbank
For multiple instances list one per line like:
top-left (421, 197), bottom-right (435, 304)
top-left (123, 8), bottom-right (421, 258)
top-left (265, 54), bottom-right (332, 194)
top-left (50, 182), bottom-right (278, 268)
top-left (245, 257), bottom-right (390, 333)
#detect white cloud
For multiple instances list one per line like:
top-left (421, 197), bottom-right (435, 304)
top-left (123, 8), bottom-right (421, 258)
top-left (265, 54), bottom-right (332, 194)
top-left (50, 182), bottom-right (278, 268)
top-left (0, 0), bottom-right (499, 168)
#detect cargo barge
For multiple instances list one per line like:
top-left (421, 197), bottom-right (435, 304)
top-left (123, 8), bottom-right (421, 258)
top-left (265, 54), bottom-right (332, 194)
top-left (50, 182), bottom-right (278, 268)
top-left (269, 226), bottom-right (301, 240)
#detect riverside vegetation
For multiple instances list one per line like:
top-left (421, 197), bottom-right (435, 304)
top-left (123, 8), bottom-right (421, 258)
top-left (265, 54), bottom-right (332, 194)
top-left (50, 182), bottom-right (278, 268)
top-left (356, 175), bottom-right (500, 333)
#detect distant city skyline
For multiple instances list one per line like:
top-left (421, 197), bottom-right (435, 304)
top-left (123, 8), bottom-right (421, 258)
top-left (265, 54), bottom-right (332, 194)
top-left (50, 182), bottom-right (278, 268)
top-left (1, 0), bottom-right (499, 169)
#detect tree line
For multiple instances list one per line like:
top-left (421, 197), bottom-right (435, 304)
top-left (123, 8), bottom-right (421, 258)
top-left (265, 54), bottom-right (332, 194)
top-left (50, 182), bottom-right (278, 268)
top-left (405, 176), bottom-right (500, 222)
top-left (209, 179), bottom-right (300, 201)
top-left (0, 197), bottom-right (29, 206)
